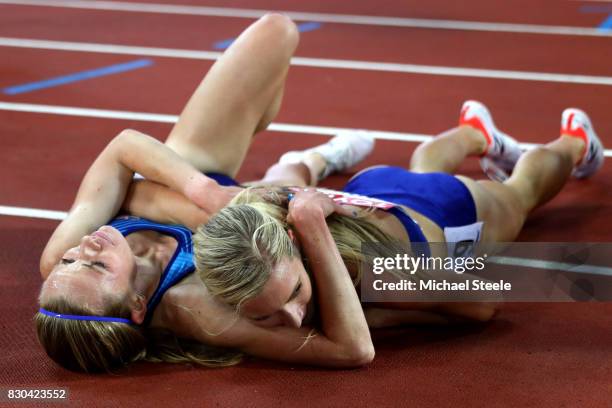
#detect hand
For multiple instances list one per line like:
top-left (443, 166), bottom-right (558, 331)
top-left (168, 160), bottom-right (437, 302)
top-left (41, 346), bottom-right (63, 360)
top-left (287, 189), bottom-right (355, 225)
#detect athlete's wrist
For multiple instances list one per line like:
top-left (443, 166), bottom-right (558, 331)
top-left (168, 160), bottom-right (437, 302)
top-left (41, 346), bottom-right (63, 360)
top-left (184, 174), bottom-right (220, 212)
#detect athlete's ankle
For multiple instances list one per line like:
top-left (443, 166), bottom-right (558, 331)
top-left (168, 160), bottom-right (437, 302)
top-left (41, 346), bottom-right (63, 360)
top-left (558, 134), bottom-right (586, 166)
top-left (302, 152), bottom-right (327, 185)
top-left (458, 125), bottom-right (488, 156)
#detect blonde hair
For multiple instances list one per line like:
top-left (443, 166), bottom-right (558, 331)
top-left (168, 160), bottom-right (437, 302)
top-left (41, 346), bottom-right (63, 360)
top-left (35, 295), bottom-right (242, 373)
top-left (195, 187), bottom-right (403, 307)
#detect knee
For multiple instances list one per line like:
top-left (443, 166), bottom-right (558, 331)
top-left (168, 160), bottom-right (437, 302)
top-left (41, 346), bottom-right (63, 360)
top-left (410, 143), bottom-right (438, 172)
top-left (259, 13), bottom-right (299, 50)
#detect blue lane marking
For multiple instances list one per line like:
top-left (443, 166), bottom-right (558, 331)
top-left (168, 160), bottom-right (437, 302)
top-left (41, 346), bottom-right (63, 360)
top-left (213, 38), bottom-right (235, 50)
top-left (296, 21), bottom-right (322, 33)
top-left (214, 22), bottom-right (323, 50)
top-left (577, 4), bottom-right (612, 32)
top-left (599, 14), bottom-right (612, 31)
top-left (3, 59), bottom-right (153, 95)
top-left (580, 5), bottom-right (612, 13)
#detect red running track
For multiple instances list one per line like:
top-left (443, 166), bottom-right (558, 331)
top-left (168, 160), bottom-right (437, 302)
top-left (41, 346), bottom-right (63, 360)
top-left (1, 1), bottom-right (611, 407)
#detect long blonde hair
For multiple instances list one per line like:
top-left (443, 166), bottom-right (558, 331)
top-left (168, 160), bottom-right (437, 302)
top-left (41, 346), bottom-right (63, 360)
top-left (35, 294), bottom-right (242, 373)
top-left (194, 187), bottom-right (402, 308)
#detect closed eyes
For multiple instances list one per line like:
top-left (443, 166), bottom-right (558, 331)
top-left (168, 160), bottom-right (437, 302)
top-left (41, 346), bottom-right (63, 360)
top-left (60, 258), bottom-right (107, 269)
top-left (251, 280), bottom-right (302, 322)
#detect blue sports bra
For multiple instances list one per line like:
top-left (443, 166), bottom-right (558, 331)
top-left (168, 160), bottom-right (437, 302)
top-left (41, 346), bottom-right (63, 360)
top-left (108, 216), bottom-right (194, 325)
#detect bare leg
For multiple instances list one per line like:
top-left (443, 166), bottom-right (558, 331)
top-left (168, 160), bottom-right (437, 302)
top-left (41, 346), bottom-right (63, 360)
top-left (164, 14), bottom-right (299, 177)
top-left (258, 153), bottom-right (327, 187)
top-left (410, 126), bottom-right (487, 173)
top-left (504, 136), bottom-right (583, 212)
top-left (460, 135), bottom-right (585, 242)
top-left (257, 131), bottom-right (374, 187)
top-left (257, 163), bottom-right (313, 187)
top-left (409, 121), bottom-right (584, 242)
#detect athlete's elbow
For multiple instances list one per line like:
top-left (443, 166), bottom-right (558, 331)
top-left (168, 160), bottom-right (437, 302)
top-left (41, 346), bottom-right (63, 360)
top-left (341, 341), bottom-right (375, 367)
top-left (112, 128), bottom-right (135, 142)
top-left (39, 260), bottom-right (52, 280)
top-left (106, 129), bottom-right (138, 154)
top-left (354, 344), bottom-right (376, 366)
top-left (473, 302), bottom-right (501, 322)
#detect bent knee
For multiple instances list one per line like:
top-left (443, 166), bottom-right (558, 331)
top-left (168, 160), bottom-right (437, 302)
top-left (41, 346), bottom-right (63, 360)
top-left (259, 13), bottom-right (299, 50)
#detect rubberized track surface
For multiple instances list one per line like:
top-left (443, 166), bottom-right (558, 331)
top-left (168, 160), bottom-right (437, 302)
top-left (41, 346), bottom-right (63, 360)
top-left (1, 1), bottom-right (611, 406)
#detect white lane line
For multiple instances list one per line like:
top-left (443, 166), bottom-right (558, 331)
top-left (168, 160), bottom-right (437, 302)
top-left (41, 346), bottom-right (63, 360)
top-left (0, 205), bottom-right (66, 220)
top-left (1, 205), bottom-right (610, 278)
top-left (1, 38), bottom-right (612, 85)
top-left (0, 0), bottom-right (610, 37)
top-left (489, 256), bottom-right (612, 277)
top-left (2, 101), bottom-right (612, 158)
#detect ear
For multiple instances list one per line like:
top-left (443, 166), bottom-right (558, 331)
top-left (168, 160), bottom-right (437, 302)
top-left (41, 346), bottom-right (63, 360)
top-left (130, 294), bottom-right (147, 325)
top-left (287, 228), bottom-right (296, 242)
top-left (287, 228), bottom-right (301, 248)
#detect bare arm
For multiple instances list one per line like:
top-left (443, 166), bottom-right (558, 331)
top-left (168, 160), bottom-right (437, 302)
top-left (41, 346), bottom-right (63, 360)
top-left (40, 129), bottom-right (225, 278)
top-left (176, 191), bottom-right (374, 367)
top-left (281, 191), bottom-right (374, 363)
top-left (122, 180), bottom-right (213, 231)
top-left (169, 251), bottom-right (374, 368)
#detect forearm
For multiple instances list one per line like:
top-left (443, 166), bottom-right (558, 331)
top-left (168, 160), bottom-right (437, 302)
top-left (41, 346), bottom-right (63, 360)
top-left (122, 180), bottom-right (211, 230)
top-left (117, 130), bottom-right (240, 218)
top-left (292, 210), bottom-right (372, 352)
top-left (40, 129), bottom-right (207, 277)
top-left (112, 130), bottom-right (221, 205)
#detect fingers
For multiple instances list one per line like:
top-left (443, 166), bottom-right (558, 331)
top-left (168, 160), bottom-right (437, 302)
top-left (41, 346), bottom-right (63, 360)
top-left (287, 189), bottom-right (358, 224)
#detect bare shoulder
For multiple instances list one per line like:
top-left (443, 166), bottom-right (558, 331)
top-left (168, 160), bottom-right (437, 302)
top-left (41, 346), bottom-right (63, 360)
top-left (153, 274), bottom-right (244, 347)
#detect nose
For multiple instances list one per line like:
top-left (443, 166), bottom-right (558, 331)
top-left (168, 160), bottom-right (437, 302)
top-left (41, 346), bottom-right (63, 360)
top-left (280, 303), bottom-right (305, 328)
top-left (79, 235), bottom-right (102, 260)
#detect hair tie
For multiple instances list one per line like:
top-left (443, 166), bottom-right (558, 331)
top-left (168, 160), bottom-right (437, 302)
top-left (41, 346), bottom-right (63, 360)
top-left (39, 307), bottom-right (134, 325)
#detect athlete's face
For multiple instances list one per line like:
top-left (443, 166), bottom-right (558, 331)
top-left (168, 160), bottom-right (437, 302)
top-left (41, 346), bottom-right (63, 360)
top-left (40, 226), bottom-right (136, 313)
top-left (240, 257), bottom-right (314, 328)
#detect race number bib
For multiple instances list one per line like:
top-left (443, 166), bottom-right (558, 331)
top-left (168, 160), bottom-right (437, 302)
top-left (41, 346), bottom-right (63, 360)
top-left (444, 221), bottom-right (483, 258)
top-left (288, 187), bottom-right (396, 209)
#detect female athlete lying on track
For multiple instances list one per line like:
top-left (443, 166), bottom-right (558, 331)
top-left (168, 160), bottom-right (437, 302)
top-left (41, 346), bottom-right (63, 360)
top-left (194, 101), bottom-right (604, 366)
top-left (36, 15), bottom-right (374, 372)
top-left (36, 13), bottom-right (605, 372)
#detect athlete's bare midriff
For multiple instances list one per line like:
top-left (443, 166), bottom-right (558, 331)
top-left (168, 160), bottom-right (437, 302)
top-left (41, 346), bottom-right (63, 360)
top-left (342, 204), bottom-right (446, 244)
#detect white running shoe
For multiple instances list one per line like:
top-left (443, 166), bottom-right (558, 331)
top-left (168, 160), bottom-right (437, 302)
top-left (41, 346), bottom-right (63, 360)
top-left (561, 108), bottom-right (604, 179)
top-left (279, 131), bottom-right (375, 181)
top-left (459, 100), bottom-right (523, 182)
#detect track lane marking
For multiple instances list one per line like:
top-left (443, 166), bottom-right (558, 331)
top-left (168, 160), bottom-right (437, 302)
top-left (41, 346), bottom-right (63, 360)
top-left (214, 22), bottom-right (322, 50)
top-left (0, 0), bottom-right (611, 37)
top-left (2, 205), bottom-right (610, 277)
top-left (0, 205), bottom-right (66, 220)
top-left (0, 101), bottom-right (610, 157)
top-left (1, 38), bottom-right (612, 85)
top-left (3, 58), bottom-right (152, 95)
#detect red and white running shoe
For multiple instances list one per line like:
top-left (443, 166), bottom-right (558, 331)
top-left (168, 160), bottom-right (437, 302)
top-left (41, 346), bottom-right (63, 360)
top-left (459, 100), bottom-right (523, 182)
top-left (561, 108), bottom-right (604, 179)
